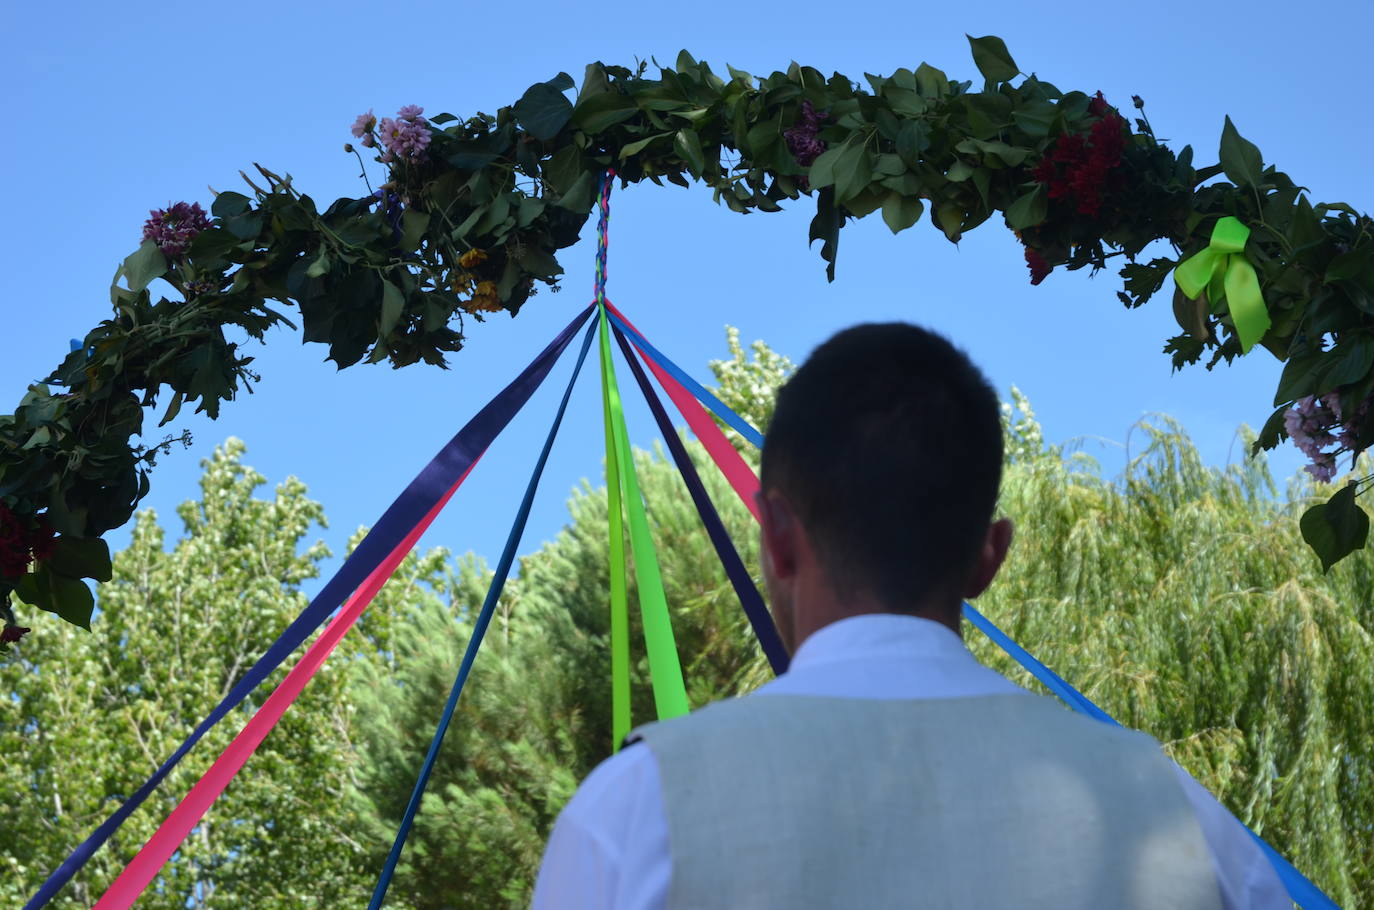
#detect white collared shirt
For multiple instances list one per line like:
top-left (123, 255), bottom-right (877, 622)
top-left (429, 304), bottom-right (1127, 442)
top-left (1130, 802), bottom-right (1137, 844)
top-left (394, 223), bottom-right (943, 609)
top-left (531, 613), bottom-right (1290, 909)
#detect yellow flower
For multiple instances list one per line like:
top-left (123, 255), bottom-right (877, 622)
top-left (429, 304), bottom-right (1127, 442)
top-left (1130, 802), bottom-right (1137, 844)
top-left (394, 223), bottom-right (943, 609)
top-left (459, 248), bottom-right (488, 268)
top-left (466, 280), bottom-right (502, 313)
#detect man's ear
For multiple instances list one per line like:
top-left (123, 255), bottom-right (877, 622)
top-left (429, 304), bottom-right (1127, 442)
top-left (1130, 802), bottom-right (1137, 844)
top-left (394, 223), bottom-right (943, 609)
top-left (963, 518), bottom-right (1013, 599)
top-left (759, 489), bottom-right (801, 582)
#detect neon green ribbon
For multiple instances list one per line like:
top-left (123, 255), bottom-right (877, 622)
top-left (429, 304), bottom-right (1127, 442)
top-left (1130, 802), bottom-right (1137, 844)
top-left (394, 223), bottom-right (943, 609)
top-left (598, 305), bottom-right (690, 731)
top-left (1173, 216), bottom-right (1270, 354)
top-left (600, 311), bottom-right (633, 750)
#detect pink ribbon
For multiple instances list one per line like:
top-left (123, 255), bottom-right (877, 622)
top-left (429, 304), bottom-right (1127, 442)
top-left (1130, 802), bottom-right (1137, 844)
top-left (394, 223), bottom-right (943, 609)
top-left (93, 462), bottom-right (477, 909)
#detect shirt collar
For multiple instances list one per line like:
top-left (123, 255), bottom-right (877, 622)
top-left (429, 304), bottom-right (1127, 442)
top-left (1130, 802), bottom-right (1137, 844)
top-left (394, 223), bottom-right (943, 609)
top-left (787, 612), bottom-right (971, 673)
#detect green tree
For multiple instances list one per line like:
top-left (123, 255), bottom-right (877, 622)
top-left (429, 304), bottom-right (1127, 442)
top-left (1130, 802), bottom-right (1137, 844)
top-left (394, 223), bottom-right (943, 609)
top-left (0, 440), bottom-right (372, 908)
top-left (973, 394), bottom-right (1374, 905)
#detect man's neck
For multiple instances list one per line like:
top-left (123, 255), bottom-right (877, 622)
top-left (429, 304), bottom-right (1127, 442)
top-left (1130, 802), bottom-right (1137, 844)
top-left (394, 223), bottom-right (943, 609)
top-left (792, 591), bottom-right (963, 648)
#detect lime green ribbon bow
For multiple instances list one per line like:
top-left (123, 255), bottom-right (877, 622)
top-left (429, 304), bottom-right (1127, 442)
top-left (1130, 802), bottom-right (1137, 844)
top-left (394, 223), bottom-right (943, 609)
top-left (1173, 216), bottom-right (1270, 354)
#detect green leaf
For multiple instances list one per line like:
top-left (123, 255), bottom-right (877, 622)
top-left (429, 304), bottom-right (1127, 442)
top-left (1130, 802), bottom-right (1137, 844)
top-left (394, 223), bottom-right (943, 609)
top-left (47, 536), bottom-right (112, 583)
top-left (896, 121), bottom-right (931, 167)
top-left (305, 247), bottom-right (331, 278)
top-left (808, 187), bottom-right (840, 282)
top-left (832, 142), bottom-right (873, 203)
top-left (1326, 339), bottom-right (1374, 388)
top-left (914, 63), bottom-right (950, 99)
top-left (571, 92), bottom-right (640, 132)
top-left (557, 170), bottom-right (596, 213)
top-left (966, 35), bottom-right (1019, 83)
top-left (158, 390), bottom-right (184, 428)
top-left (674, 129), bottom-right (706, 177)
top-left (122, 240), bottom-right (168, 293)
top-left (842, 186), bottom-right (885, 218)
top-left (1219, 116), bottom-right (1263, 188)
top-left (935, 204), bottom-right (964, 242)
top-left (50, 574), bottom-right (94, 629)
top-left (14, 566), bottom-right (95, 630)
top-left (1301, 483), bottom-right (1370, 572)
top-left (514, 79), bottom-right (574, 140)
top-left (380, 280), bottom-right (404, 336)
top-left (1012, 101), bottom-right (1058, 138)
top-left (211, 191), bottom-right (252, 219)
top-left (1005, 185), bottom-right (1048, 230)
top-left (619, 132), bottom-right (670, 158)
top-left (807, 147), bottom-right (843, 189)
top-left (400, 210), bottom-right (430, 251)
top-left (946, 160), bottom-right (975, 183)
top-left (881, 193), bottom-right (924, 234)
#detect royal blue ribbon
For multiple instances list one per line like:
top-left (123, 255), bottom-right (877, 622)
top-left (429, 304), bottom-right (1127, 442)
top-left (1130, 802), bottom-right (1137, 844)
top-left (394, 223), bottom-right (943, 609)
top-left (367, 317), bottom-right (598, 908)
top-left (604, 310), bottom-right (765, 450)
top-left (963, 604), bottom-right (1337, 909)
top-left (611, 323), bottom-right (789, 675)
top-left (26, 304), bottom-right (596, 910)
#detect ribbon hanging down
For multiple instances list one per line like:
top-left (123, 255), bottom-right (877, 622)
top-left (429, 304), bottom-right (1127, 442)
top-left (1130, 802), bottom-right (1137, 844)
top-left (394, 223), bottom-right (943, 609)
top-left (611, 321), bottom-right (789, 675)
top-left (27, 303), bottom-right (596, 910)
top-left (599, 304), bottom-right (691, 722)
top-left (605, 303), bottom-right (761, 522)
top-left (602, 324), bottom-right (634, 749)
top-left (1173, 216), bottom-right (1270, 354)
top-left (367, 317), bottom-right (599, 910)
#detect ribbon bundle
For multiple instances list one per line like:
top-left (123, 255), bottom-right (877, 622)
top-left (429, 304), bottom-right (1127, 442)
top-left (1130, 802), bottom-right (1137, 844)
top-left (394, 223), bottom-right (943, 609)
top-left (28, 177), bottom-right (1333, 910)
top-left (1174, 215), bottom-right (1271, 354)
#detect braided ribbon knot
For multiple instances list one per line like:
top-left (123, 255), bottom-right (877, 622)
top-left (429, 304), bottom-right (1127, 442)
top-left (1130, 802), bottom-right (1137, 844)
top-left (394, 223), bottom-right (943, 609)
top-left (1173, 215), bottom-right (1270, 354)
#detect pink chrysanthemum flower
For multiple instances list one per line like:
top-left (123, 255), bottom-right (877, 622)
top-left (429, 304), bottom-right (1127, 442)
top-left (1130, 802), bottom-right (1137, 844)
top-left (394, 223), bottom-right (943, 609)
top-left (351, 109), bottom-right (377, 138)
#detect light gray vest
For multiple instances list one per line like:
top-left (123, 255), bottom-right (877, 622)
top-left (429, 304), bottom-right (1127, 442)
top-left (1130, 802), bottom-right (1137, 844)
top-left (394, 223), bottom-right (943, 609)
top-left (630, 694), bottom-right (1222, 910)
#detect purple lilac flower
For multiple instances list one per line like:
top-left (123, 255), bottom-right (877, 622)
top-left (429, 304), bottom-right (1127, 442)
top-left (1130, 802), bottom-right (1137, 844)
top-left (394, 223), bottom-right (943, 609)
top-left (1305, 453), bottom-right (1338, 484)
top-left (142, 202), bottom-right (211, 258)
top-left (784, 100), bottom-right (828, 167)
top-left (351, 109), bottom-right (377, 138)
top-left (1285, 391), bottom-right (1374, 483)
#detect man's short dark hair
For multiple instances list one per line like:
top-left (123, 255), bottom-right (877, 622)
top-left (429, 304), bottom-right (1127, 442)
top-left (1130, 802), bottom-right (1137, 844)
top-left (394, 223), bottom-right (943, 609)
top-left (760, 323), bottom-right (1003, 612)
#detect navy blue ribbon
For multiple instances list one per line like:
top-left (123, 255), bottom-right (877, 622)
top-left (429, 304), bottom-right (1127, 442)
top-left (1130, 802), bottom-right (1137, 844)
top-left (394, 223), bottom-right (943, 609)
top-left (26, 304), bottom-right (595, 910)
top-left (368, 317), bottom-right (598, 909)
top-left (611, 323), bottom-right (789, 675)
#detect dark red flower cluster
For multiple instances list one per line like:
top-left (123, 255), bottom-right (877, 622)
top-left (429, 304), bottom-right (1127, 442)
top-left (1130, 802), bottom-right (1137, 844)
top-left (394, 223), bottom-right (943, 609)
top-left (0, 625), bottom-right (30, 644)
top-left (1031, 92), bottom-right (1128, 218)
top-left (0, 503), bottom-right (56, 580)
top-left (1024, 246), bottom-right (1053, 285)
top-left (785, 100), bottom-right (827, 167)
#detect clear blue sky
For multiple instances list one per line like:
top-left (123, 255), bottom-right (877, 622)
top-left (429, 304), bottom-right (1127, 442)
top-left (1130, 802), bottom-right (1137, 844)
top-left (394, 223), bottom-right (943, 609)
top-left (7, 0), bottom-right (1372, 601)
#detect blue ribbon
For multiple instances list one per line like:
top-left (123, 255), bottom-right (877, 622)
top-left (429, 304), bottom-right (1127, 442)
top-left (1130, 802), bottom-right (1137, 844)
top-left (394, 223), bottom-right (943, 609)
top-left (611, 323), bottom-right (789, 675)
top-left (26, 304), bottom-right (596, 910)
top-left (963, 604), bottom-right (1337, 909)
top-left (367, 317), bottom-right (597, 908)
top-left (604, 310), bottom-right (765, 449)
